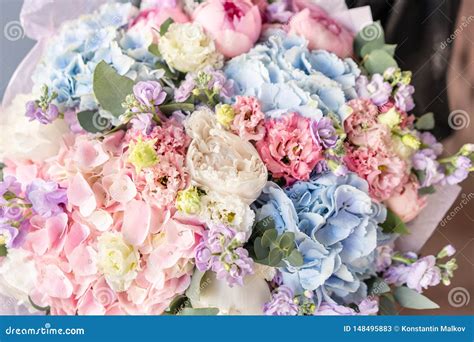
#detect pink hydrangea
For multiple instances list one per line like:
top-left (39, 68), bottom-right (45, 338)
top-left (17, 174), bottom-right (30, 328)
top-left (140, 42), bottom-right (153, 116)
top-left (230, 96), bottom-right (266, 141)
top-left (256, 112), bottom-right (323, 185)
top-left (344, 144), bottom-right (409, 202)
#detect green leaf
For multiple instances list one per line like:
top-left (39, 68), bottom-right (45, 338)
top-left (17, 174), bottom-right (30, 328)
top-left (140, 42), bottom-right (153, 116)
top-left (415, 112), bottom-right (435, 130)
top-left (148, 43), bottom-right (160, 57)
top-left (262, 229), bottom-right (278, 248)
top-left (381, 44), bottom-right (397, 57)
top-left (267, 248), bottom-right (283, 266)
top-left (168, 295), bottom-right (189, 314)
top-left (381, 208), bottom-right (409, 235)
top-left (379, 293), bottom-right (398, 315)
top-left (364, 49), bottom-right (398, 75)
top-left (278, 232), bottom-right (295, 250)
top-left (394, 286), bottom-right (440, 309)
top-left (0, 162), bottom-right (5, 181)
top-left (77, 110), bottom-right (110, 133)
top-left (160, 17), bottom-right (174, 36)
top-left (28, 296), bottom-right (51, 314)
top-left (354, 22), bottom-right (385, 57)
top-left (178, 307), bottom-right (219, 316)
top-left (253, 237), bottom-right (268, 260)
top-left (367, 277), bottom-right (391, 296)
top-left (159, 103), bottom-right (195, 115)
top-left (0, 245), bottom-right (7, 257)
top-left (287, 249), bottom-right (304, 267)
top-left (93, 61), bottom-right (134, 117)
top-left (418, 186), bottom-right (436, 195)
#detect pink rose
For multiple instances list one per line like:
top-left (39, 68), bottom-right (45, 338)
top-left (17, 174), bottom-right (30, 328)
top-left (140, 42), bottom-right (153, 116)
top-left (231, 96), bottom-right (266, 141)
top-left (256, 112), bottom-right (323, 185)
top-left (193, 0), bottom-right (262, 58)
top-left (129, 7), bottom-right (189, 42)
top-left (288, 2), bottom-right (353, 57)
top-left (386, 180), bottom-right (427, 222)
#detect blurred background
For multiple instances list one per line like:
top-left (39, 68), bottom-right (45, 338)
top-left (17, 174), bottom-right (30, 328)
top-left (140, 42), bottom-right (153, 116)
top-left (0, 0), bottom-right (472, 315)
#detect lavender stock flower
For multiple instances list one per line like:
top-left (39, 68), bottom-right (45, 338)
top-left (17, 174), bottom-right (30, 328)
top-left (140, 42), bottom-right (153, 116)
top-left (356, 74), bottom-right (392, 106)
top-left (264, 286), bottom-right (298, 316)
top-left (442, 156), bottom-right (471, 185)
top-left (25, 101), bottom-right (59, 125)
top-left (0, 222), bottom-right (19, 248)
top-left (394, 83), bottom-right (415, 112)
top-left (133, 81), bottom-right (166, 108)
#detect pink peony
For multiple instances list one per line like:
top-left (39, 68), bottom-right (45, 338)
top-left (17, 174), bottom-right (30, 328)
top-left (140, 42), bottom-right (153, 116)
top-left (256, 112), bottom-right (323, 185)
top-left (129, 7), bottom-right (189, 42)
top-left (231, 96), bottom-right (266, 141)
top-left (345, 144), bottom-right (409, 202)
top-left (386, 179), bottom-right (427, 223)
top-left (193, 0), bottom-right (262, 58)
top-left (288, 1), bottom-right (353, 57)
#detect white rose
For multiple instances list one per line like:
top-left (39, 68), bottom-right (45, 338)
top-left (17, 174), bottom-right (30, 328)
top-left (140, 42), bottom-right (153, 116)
top-left (0, 93), bottom-right (68, 162)
top-left (97, 232), bottom-right (140, 292)
top-left (201, 190), bottom-right (255, 235)
top-left (185, 108), bottom-right (267, 204)
top-left (158, 22), bottom-right (223, 73)
top-left (189, 264), bottom-right (274, 315)
top-left (0, 249), bottom-right (38, 313)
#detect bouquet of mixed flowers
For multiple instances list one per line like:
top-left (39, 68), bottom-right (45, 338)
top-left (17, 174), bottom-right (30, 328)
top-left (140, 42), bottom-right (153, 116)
top-left (0, 0), bottom-right (472, 316)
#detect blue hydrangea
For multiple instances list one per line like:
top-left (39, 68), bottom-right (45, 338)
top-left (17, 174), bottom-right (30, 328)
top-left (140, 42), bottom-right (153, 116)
top-left (32, 3), bottom-right (158, 112)
top-left (255, 172), bottom-right (387, 305)
top-left (224, 29), bottom-right (360, 121)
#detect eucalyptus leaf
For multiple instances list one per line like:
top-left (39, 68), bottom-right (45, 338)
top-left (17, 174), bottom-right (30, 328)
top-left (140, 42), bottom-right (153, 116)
top-left (160, 18), bottom-right (174, 36)
top-left (364, 49), bottom-right (398, 75)
top-left (0, 162), bottom-right (5, 181)
top-left (367, 277), bottom-right (391, 295)
top-left (278, 232), bottom-right (295, 250)
top-left (381, 208), bottom-right (409, 235)
top-left (77, 110), bottom-right (110, 133)
top-left (0, 245), bottom-right (7, 257)
top-left (287, 249), bottom-right (304, 267)
top-left (168, 295), bottom-right (189, 314)
top-left (178, 307), bottom-right (219, 316)
top-left (93, 61), bottom-right (134, 117)
top-left (267, 248), bottom-right (283, 266)
top-left (253, 237), bottom-right (268, 260)
top-left (394, 286), bottom-right (440, 309)
top-left (379, 294), bottom-right (398, 315)
top-left (262, 229), bottom-right (278, 248)
top-left (148, 43), bottom-right (160, 57)
top-left (418, 186), bottom-right (436, 195)
top-left (381, 44), bottom-right (397, 57)
top-left (159, 103), bottom-right (195, 115)
top-left (415, 112), bottom-right (435, 130)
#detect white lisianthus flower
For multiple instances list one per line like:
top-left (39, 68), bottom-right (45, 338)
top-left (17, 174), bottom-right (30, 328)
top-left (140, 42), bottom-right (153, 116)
top-left (0, 249), bottom-right (38, 313)
top-left (185, 107), bottom-right (267, 204)
top-left (97, 232), bottom-right (140, 292)
top-left (190, 264), bottom-right (274, 315)
top-left (158, 22), bottom-right (223, 73)
top-left (0, 93), bottom-right (68, 162)
top-left (201, 190), bottom-right (255, 235)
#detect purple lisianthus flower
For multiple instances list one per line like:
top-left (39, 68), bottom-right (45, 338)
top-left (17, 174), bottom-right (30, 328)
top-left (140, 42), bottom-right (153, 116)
top-left (356, 74), bottom-right (392, 106)
top-left (394, 83), bottom-right (415, 112)
top-left (130, 113), bottom-right (155, 135)
top-left (25, 180), bottom-right (67, 218)
top-left (25, 101), bottom-right (59, 124)
top-left (0, 222), bottom-right (19, 248)
top-left (133, 81), bottom-right (166, 108)
top-left (405, 256), bottom-right (441, 293)
top-left (442, 156), bottom-right (471, 185)
top-left (264, 286), bottom-right (298, 316)
top-left (311, 117), bottom-right (337, 149)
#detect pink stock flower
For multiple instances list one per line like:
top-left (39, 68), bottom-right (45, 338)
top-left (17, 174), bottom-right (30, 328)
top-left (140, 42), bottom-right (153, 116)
top-left (231, 96), bottom-right (266, 141)
top-left (345, 145), bottom-right (408, 202)
top-left (288, 1), bottom-right (353, 57)
top-left (256, 112), bottom-right (323, 185)
top-left (193, 0), bottom-right (262, 58)
top-left (385, 179), bottom-right (427, 223)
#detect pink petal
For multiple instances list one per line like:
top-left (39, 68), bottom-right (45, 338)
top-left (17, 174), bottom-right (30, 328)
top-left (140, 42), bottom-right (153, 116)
top-left (67, 173), bottom-right (97, 217)
top-left (68, 244), bottom-right (98, 276)
top-left (64, 223), bottom-right (90, 255)
top-left (122, 199), bottom-right (150, 246)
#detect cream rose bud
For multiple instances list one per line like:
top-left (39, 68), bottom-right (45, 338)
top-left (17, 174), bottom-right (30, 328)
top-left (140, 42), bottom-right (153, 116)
top-left (97, 232), bottom-right (140, 292)
top-left (185, 107), bottom-right (267, 204)
top-left (158, 22), bottom-right (223, 73)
